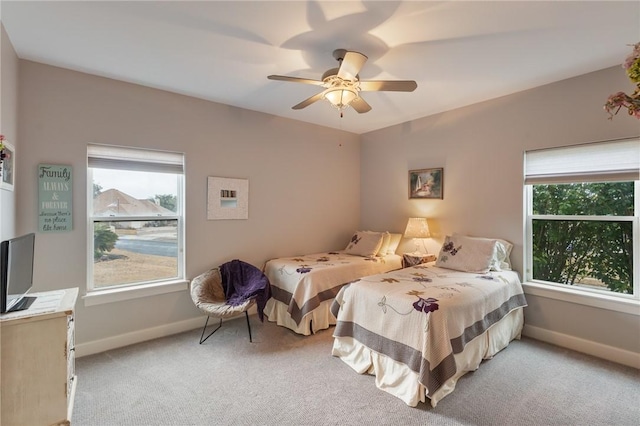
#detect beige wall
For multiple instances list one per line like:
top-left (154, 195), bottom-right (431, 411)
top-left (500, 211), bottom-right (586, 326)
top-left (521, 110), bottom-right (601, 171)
top-left (0, 23), bottom-right (19, 240)
top-left (7, 26), bottom-right (639, 362)
top-left (360, 66), bottom-right (639, 355)
top-left (17, 61), bottom-right (360, 347)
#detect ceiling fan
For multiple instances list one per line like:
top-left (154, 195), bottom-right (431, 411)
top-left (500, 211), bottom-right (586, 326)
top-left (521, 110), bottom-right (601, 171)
top-left (267, 49), bottom-right (417, 114)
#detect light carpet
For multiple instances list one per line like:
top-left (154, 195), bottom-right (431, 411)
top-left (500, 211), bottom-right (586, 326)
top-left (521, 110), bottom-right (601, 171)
top-left (73, 316), bottom-right (640, 425)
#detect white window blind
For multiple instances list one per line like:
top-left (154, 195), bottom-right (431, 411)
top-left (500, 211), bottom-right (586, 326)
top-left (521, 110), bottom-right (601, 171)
top-left (524, 138), bottom-right (640, 184)
top-left (88, 144), bottom-right (184, 174)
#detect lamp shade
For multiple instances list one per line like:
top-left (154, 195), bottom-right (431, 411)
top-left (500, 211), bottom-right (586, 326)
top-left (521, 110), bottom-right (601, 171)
top-left (404, 217), bottom-right (431, 238)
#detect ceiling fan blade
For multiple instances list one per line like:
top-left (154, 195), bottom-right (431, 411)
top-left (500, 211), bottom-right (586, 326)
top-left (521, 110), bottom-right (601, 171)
top-left (359, 80), bottom-right (418, 92)
top-left (350, 96), bottom-right (372, 114)
top-left (337, 51), bottom-right (368, 81)
top-left (267, 75), bottom-right (324, 86)
top-left (292, 92), bottom-right (325, 110)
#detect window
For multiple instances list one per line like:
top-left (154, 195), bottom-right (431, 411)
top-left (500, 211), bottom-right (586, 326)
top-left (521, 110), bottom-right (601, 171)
top-left (524, 138), bottom-right (639, 302)
top-left (87, 144), bottom-right (185, 293)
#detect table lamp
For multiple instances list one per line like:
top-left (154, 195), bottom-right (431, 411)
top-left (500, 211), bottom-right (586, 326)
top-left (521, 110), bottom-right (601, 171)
top-left (404, 217), bottom-right (431, 254)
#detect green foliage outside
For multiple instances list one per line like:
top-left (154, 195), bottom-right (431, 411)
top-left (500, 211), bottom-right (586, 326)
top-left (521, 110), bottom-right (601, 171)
top-left (94, 223), bottom-right (118, 259)
top-left (532, 182), bottom-right (634, 294)
top-left (93, 183), bottom-right (103, 197)
top-left (151, 194), bottom-right (177, 212)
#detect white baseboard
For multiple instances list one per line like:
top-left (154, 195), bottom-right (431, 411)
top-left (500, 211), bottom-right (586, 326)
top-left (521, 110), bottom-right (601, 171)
top-left (76, 316), bottom-right (640, 369)
top-left (75, 316), bottom-right (204, 357)
top-left (522, 324), bottom-right (640, 369)
top-left (76, 306), bottom-right (259, 357)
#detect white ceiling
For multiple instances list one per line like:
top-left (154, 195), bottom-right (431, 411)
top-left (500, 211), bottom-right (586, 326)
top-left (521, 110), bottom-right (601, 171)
top-left (2, 1), bottom-right (639, 134)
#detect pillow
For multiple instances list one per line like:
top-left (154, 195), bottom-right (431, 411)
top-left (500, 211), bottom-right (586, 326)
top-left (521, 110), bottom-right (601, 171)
top-left (365, 231), bottom-right (391, 257)
top-left (452, 233), bottom-right (513, 271)
top-left (435, 234), bottom-right (497, 273)
top-left (386, 233), bottom-right (402, 255)
top-left (493, 239), bottom-right (513, 271)
top-left (345, 231), bottom-right (384, 257)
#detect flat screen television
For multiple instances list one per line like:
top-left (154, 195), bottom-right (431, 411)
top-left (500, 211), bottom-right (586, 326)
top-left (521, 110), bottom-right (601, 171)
top-left (0, 233), bottom-right (37, 314)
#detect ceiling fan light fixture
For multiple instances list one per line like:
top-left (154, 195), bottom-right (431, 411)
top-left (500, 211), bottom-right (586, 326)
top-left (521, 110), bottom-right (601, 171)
top-left (268, 48), bottom-right (416, 114)
top-left (323, 87), bottom-right (358, 110)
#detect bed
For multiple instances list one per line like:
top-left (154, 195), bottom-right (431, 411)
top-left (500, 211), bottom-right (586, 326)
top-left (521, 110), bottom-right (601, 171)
top-left (331, 234), bottom-right (527, 407)
top-left (263, 231), bottom-right (403, 335)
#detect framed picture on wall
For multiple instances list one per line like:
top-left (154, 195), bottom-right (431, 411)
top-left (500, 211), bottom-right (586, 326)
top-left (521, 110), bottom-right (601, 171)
top-left (207, 176), bottom-right (249, 220)
top-left (0, 140), bottom-right (15, 191)
top-left (409, 168), bottom-right (443, 199)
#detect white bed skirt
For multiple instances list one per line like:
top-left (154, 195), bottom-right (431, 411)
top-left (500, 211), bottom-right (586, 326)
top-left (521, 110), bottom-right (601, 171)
top-left (264, 298), bottom-right (336, 336)
top-left (331, 307), bottom-right (524, 407)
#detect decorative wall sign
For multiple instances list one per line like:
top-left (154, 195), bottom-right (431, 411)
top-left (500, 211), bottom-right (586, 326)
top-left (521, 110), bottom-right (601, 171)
top-left (207, 176), bottom-right (249, 220)
top-left (0, 140), bottom-right (15, 191)
top-left (38, 164), bottom-right (73, 232)
top-left (409, 168), bottom-right (444, 199)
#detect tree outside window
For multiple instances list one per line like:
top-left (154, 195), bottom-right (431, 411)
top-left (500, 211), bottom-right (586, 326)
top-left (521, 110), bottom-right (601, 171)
top-left (531, 182), bottom-right (634, 294)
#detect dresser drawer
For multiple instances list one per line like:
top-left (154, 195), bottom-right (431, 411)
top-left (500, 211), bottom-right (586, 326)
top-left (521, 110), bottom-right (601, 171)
top-left (66, 314), bottom-right (75, 397)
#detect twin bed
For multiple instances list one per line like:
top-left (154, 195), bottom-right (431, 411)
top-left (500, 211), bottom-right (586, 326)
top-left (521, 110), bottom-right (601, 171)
top-left (263, 232), bottom-right (526, 407)
top-left (263, 231), bottom-right (403, 335)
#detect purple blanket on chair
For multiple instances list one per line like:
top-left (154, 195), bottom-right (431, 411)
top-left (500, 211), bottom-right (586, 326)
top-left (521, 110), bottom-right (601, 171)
top-left (220, 259), bottom-right (271, 321)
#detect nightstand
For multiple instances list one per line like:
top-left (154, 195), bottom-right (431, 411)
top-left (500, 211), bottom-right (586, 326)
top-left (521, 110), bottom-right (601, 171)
top-left (402, 252), bottom-right (437, 268)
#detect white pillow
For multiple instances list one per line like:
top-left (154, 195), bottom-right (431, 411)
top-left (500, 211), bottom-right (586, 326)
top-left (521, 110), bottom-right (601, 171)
top-left (493, 239), bottom-right (513, 271)
top-left (365, 231), bottom-right (391, 257)
top-left (386, 233), bottom-right (402, 255)
top-left (435, 234), bottom-right (497, 273)
top-left (345, 231), bottom-right (384, 257)
top-left (452, 233), bottom-right (513, 271)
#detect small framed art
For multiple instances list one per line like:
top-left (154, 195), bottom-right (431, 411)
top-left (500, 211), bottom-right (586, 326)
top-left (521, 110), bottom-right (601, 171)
top-left (207, 176), bottom-right (249, 220)
top-left (409, 168), bottom-right (443, 199)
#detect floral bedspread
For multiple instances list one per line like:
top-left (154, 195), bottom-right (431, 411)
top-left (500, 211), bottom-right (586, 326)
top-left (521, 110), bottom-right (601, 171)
top-left (331, 264), bottom-right (527, 399)
top-left (263, 251), bottom-right (402, 325)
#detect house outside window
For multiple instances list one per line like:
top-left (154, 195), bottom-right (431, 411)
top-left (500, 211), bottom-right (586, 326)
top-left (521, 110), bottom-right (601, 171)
top-left (524, 138), bottom-right (640, 305)
top-left (87, 144), bottom-right (185, 293)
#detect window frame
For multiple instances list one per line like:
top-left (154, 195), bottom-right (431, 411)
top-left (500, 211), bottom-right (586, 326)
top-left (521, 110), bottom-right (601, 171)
top-left (523, 139), bottom-right (640, 316)
top-left (85, 145), bottom-right (186, 305)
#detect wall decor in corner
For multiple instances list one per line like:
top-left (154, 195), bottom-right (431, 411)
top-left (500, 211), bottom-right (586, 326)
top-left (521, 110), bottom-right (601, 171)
top-left (207, 176), bottom-right (249, 220)
top-left (0, 138), bottom-right (15, 191)
top-left (409, 168), bottom-right (443, 199)
top-left (38, 164), bottom-right (73, 232)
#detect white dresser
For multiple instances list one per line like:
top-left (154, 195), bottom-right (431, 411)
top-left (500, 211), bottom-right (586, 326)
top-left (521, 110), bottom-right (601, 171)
top-left (0, 287), bottom-right (78, 426)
